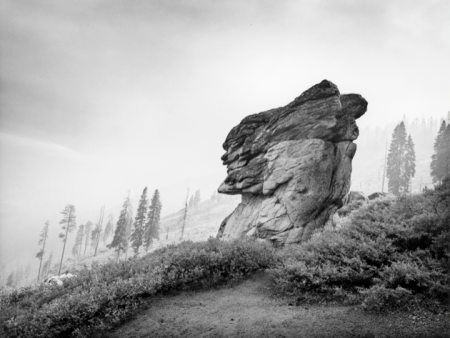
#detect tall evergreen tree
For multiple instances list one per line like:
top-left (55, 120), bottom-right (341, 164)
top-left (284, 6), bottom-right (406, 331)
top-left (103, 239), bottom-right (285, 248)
top-left (131, 187), bottom-right (148, 255)
top-left (103, 214), bottom-right (114, 246)
top-left (24, 265), bottom-right (31, 285)
top-left (109, 194), bottom-right (131, 261)
top-left (144, 189), bottom-right (162, 252)
top-left (405, 135), bottom-right (416, 193)
top-left (72, 223), bottom-right (85, 258)
top-left (36, 221), bottom-right (49, 282)
top-left (440, 125), bottom-right (450, 179)
top-left (124, 203), bottom-right (134, 260)
top-left (431, 121), bottom-right (446, 183)
top-left (0, 263), bottom-right (6, 286)
top-left (83, 221), bottom-right (93, 254)
top-left (91, 206), bottom-right (105, 256)
top-left (58, 205), bottom-right (76, 275)
top-left (431, 121), bottom-right (450, 183)
top-left (180, 189), bottom-right (190, 240)
top-left (194, 190), bottom-right (201, 208)
top-left (188, 195), bottom-right (194, 210)
top-left (91, 224), bottom-right (101, 250)
top-left (386, 122), bottom-right (416, 195)
top-left (6, 271), bottom-right (15, 287)
top-left (15, 266), bottom-right (24, 286)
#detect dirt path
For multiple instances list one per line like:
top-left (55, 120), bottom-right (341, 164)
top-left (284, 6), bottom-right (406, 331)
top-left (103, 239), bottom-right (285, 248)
top-left (111, 272), bottom-right (449, 338)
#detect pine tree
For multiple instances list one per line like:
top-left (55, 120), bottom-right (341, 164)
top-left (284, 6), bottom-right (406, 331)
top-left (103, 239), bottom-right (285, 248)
top-left (131, 187), bottom-right (148, 255)
top-left (24, 265), bottom-right (31, 285)
top-left (15, 266), bottom-right (24, 286)
top-left (431, 121), bottom-right (450, 183)
top-left (72, 223), bottom-right (85, 258)
top-left (36, 221), bottom-right (49, 282)
top-left (6, 271), bottom-right (15, 287)
top-left (194, 190), bottom-right (201, 208)
top-left (386, 122), bottom-right (416, 195)
top-left (144, 189), bottom-right (162, 252)
top-left (430, 121), bottom-right (446, 183)
top-left (91, 206), bottom-right (105, 256)
top-left (0, 263), bottom-right (6, 286)
top-left (440, 125), bottom-right (450, 179)
top-left (124, 204), bottom-right (133, 259)
top-left (83, 221), bottom-right (93, 254)
top-left (58, 205), bottom-right (76, 275)
top-left (405, 135), bottom-right (416, 193)
top-left (180, 189), bottom-right (190, 240)
top-left (91, 224), bottom-right (101, 251)
top-left (109, 194), bottom-right (131, 261)
top-left (103, 214), bottom-right (114, 246)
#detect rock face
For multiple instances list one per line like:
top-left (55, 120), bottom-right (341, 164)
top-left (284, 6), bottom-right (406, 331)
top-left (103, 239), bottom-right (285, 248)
top-left (217, 80), bottom-right (367, 245)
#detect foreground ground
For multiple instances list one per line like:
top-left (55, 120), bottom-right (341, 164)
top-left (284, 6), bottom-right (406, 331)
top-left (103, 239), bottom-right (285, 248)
top-left (110, 271), bottom-right (449, 338)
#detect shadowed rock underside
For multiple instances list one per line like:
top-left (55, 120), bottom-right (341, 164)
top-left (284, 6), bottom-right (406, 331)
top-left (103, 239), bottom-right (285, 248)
top-left (217, 80), bottom-right (368, 245)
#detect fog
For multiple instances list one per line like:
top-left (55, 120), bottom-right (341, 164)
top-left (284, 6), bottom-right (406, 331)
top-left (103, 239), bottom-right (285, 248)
top-left (0, 0), bottom-right (449, 277)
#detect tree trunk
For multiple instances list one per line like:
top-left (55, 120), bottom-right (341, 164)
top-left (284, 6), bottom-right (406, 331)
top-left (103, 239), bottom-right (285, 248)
top-left (58, 209), bottom-right (72, 275)
top-left (94, 206), bottom-right (105, 257)
top-left (180, 189), bottom-right (189, 240)
top-left (37, 232), bottom-right (47, 282)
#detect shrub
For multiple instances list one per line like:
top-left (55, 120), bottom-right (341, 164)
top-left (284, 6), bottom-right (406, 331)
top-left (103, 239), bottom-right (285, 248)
top-left (360, 285), bottom-right (412, 312)
top-left (270, 178), bottom-right (450, 311)
top-left (1, 238), bottom-right (275, 338)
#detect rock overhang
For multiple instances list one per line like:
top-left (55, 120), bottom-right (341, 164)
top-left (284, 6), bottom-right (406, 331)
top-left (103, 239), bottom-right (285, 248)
top-left (217, 80), bottom-right (367, 245)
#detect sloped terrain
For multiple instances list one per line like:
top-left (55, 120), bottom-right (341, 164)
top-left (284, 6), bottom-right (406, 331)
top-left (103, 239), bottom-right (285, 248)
top-left (61, 196), bottom-right (240, 272)
top-left (159, 196), bottom-right (240, 243)
top-left (2, 181), bottom-right (449, 338)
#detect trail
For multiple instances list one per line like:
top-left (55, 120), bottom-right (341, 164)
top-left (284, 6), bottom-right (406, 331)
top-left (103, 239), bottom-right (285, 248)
top-left (111, 271), bottom-right (449, 338)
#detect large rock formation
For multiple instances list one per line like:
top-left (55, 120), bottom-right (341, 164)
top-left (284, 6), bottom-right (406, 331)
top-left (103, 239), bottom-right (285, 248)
top-left (217, 80), bottom-right (367, 245)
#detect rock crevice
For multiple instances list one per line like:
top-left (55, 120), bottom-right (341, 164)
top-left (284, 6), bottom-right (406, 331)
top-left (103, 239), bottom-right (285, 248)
top-left (217, 80), bottom-right (367, 245)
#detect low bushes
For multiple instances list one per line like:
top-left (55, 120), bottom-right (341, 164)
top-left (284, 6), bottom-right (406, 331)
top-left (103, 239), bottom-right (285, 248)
top-left (2, 179), bottom-right (448, 336)
top-left (1, 238), bottom-right (275, 338)
top-left (270, 178), bottom-right (450, 311)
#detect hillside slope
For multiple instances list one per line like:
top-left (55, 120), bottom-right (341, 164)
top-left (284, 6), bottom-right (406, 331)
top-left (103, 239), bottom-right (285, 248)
top-left (158, 195), bottom-right (240, 243)
top-left (61, 196), bottom-right (240, 272)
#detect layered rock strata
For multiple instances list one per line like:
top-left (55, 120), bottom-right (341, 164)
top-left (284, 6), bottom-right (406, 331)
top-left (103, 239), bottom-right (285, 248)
top-left (217, 80), bottom-right (367, 245)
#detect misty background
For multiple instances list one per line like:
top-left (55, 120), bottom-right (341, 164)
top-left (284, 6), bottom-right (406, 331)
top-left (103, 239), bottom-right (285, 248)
top-left (0, 1), bottom-right (449, 281)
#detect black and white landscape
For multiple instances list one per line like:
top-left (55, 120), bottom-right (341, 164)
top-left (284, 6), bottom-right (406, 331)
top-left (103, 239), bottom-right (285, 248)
top-left (0, 1), bottom-right (449, 337)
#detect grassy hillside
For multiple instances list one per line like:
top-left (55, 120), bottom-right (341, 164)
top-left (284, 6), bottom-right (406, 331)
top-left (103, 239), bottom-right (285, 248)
top-left (39, 195), bottom-right (241, 276)
top-left (1, 179), bottom-right (448, 337)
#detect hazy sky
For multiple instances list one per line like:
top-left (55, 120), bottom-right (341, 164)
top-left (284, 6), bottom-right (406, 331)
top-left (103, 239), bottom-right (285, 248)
top-left (1, 0), bottom-right (449, 267)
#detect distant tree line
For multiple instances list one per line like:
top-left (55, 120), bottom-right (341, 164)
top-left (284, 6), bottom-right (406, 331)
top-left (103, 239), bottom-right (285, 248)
top-left (386, 118), bottom-right (449, 196)
top-left (387, 122), bottom-right (416, 195)
top-left (109, 188), bottom-right (162, 260)
top-left (1, 187), bottom-right (163, 287)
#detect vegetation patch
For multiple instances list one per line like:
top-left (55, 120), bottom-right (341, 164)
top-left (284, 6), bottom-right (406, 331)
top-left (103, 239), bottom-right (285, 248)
top-left (270, 177), bottom-right (450, 312)
top-left (1, 179), bottom-right (449, 337)
top-left (0, 238), bottom-right (275, 338)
